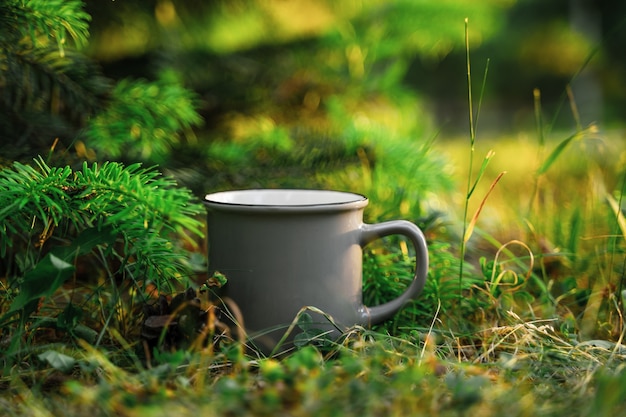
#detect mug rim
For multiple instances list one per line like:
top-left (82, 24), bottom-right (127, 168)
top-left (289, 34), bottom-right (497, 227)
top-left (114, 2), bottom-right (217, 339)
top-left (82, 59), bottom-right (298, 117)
top-left (204, 189), bottom-right (368, 212)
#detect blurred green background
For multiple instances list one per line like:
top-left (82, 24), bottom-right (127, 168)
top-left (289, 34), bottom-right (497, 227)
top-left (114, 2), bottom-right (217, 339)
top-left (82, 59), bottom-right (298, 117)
top-left (84, 0), bottom-right (625, 133)
top-left (72, 0), bottom-right (625, 195)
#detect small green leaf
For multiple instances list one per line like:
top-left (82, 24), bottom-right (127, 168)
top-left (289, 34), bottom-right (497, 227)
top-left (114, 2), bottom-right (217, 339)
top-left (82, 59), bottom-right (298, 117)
top-left (49, 253), bottom-right (71, 270)
top-left (7, 253), bottom-right (75, 314)
top-left (297, 312), bottom-right (314, 332)
top-left (38, 350), bottom-right (76, 373)
top-left (294, 331), bottom-right (317, 348)
top-left (51, 225), bottom-right (117, 260)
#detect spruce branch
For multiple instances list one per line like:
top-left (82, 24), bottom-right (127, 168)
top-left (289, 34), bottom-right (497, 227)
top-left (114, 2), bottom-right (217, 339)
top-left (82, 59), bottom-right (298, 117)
top-left (0, 0), bottom-right (91, 53)
top-left (2, 45), bottom-right (110, 123)
top-left (83, 75), bottom-right (203, 160)
top-left (0, 158), bottom-right (204, 289)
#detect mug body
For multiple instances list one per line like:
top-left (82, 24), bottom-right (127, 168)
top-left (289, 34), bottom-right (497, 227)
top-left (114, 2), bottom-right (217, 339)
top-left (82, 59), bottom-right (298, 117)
top-left (204, 189), bottom-right (369, 352)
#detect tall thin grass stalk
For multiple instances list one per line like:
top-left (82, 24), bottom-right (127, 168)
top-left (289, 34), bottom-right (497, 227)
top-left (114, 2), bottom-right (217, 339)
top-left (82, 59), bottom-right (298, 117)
top-left (459, 18), bottom-right (475, 307)
top-left (527, 88), bottom-right (544, 218)
top-left (458, 18), bottom-right (491, 308)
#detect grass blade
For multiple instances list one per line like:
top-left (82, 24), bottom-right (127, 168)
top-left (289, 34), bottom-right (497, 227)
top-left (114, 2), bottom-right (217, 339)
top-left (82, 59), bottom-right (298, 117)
top-left (536, 130), bottom-right (580, 176)
top-left (467, 150), bottom-right (495, 199)
top-left (464, 171), bottom-right (507, 243)
top-left (606, 193), bottom-right (626, 241)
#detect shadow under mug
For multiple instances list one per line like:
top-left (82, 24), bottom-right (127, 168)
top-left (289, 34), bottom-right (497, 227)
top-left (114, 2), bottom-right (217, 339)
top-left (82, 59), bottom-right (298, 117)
top-left (204, 189), bottom-right (428, 355)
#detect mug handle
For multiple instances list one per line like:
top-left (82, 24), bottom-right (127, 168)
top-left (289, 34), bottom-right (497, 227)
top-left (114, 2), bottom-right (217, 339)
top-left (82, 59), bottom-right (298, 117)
top-left (359, 220), bottom-right (429, 326)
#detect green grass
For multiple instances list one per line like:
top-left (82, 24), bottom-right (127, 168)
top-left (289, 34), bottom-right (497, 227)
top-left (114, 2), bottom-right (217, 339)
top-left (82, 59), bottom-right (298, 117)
top-left (2, 126), bottom-right (625, 417)
top-left (3, 325), bottom-right (626, 417)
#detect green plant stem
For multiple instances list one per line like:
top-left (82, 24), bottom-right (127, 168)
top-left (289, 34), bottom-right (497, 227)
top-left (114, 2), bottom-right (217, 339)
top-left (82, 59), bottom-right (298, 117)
top-left (459, 18), bottom-right (474, 308)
